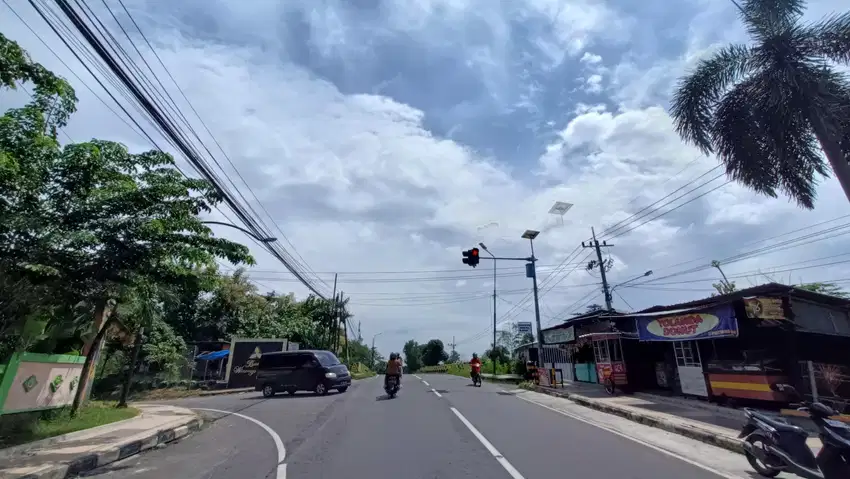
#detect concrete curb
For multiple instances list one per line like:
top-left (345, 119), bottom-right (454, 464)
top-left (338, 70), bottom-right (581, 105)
top-left (531, 386), bottom-right (745, 455)
top-left (197, 387), bottom-right (253, 397)
top-left (8, 413), bottom-right (203, 479)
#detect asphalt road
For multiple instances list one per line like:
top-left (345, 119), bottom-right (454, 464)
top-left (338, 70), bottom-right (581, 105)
top-left (86, 374), bottom-right (736, 479)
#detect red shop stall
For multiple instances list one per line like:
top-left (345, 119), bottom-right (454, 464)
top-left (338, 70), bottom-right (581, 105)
top-left (578, 332), bottom-right (635, 393)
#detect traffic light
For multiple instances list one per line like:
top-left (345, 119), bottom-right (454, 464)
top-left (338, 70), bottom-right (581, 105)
top-left (462, 247), bottom-right (480, 268)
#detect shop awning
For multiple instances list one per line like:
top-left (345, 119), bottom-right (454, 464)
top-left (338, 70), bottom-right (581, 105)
top-left (196, 350), bottom-right (230, 361)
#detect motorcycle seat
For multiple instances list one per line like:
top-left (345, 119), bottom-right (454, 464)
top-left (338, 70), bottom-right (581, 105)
top-left (810, 402), bottom-right (838, 418)
top-left (749, 410), bottom-right (806, 434)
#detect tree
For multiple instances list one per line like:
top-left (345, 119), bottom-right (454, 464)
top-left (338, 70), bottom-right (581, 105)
top-left (484, 345), bottom-right (510, 364)
top-left (420, 339), bottom-right (448, 367)
top-left (711, 280), bottom-right (737, 296)
top-left (2, 33), bottom-right (257, 414)
top-left (572, 303), bottom-right (605, 316)
top-left (447, 350), bottom-right (461, 363)
top-left (403, 340), bottom-right (423, 372)
top-left (710, 260), bottom-right (736, 297)
top-left (670, 0), bottom-right (850, 209)
top-left (798, 281), bottom-right (849, 298)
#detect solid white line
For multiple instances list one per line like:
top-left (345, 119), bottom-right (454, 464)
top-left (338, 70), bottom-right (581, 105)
top-left (422, 380), bottom-right (430, 387)
top-left (194, 408), bottom-right (287, 479)
top-left (431, 389), bottom-right (443, 398)
top-left (511, 394), bottom-right (741, 479)
top-left (450, 407), bottom-right (525, 479)
top-left (413, 374), bottom-right (422, 380)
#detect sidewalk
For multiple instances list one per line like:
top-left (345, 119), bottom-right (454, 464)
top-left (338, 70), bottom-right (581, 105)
top-left (533, 381), bottom-right (822, 456)
top-left (0, 404), bottom-right (202, 479)
top-left (480, 373), bottom-right (521, 382)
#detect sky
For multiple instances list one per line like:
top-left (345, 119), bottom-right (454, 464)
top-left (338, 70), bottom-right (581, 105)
top-left (2, 0), bottom-right (850, 358)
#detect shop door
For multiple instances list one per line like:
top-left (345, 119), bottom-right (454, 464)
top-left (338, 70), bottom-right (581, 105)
top-left (673, 341), bottom-right (708, 397)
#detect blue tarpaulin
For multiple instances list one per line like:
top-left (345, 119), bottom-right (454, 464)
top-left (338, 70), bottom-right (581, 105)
top-left (196, 350), bottom-right (230, 361)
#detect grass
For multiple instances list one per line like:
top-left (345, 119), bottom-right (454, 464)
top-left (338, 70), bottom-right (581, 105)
top-left (129, 387), bottom-right (208, 401)
top-left (0, 401), bottom-right (139, 448)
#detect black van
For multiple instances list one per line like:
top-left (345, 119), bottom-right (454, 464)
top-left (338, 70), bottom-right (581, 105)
top-left (255, 350), bottom-right (351, 397)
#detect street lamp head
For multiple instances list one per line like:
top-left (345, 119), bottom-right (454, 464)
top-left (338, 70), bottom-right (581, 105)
top-left (479, 242), bottom-right (488, 250)
top-left (644, 270), bottom-right (653, 277)
top-left (522, 230), bottom-right (540, 240)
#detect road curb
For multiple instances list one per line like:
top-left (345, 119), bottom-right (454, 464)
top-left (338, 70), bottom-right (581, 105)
top-left (197, 387), bottom-right (254, 397)
top-left (10, 415), bottom-right (203, 479)
top-left (531, 386), bottom-right (745, 454)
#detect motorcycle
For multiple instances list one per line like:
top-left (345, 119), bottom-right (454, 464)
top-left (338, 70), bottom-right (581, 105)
top-left (471, 371), bottom-right (482, 387)
top-left (739, 383), bottom-right (850, 478)
top-left (385, 375), bottom-right (399, 398)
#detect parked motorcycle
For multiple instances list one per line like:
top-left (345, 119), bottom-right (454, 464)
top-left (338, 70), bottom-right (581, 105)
top-left (739, 384), bottom-right (850, 478)
top-left (471, 371), bottom-right (482, 387)
top-left (385, 375), bottom-right (399, 398)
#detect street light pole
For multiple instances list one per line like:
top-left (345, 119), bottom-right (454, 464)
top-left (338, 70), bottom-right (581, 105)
top-left (200, 220), bottom-right (277, 243)
top-left (522, 230), bottom-right (544, 368)
top-left (479, 243), bottom-right (497, 376)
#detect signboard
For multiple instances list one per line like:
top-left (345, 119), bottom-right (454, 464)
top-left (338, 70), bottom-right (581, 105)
top-left (517, 322), bottom-right (533, 334)
top-left (0, 353), bottom-right (85, 414)
top-left (542, 326), bottom-right (575, 344)
top-left (224, 339), bottom-right (286, 388)
top-left (637, 305), bottom-right (738, 341)
top-left (744, 297), bottom-right (785, 320)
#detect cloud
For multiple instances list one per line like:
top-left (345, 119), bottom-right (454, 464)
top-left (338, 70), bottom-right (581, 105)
top-left (2, 0), bottom-right (849, 357)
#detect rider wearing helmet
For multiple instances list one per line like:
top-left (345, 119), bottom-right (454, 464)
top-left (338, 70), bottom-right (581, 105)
top-left (385, 352), bottom-right (403, 389)
top-left (469, 352), bottom-right (482, 379)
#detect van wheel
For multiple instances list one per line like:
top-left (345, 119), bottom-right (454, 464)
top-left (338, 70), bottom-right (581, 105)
top-left (262, 384), bottom-right (275, 398)
top-left (315, 382), bottom-right (328, 396)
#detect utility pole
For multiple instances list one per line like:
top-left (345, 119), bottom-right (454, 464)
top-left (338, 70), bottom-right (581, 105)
top-left (582, 227), bottom-right (614, 311)
top-left (340, 291), bottom-right (350, 365)
top-left (329, 273), bottom-right (338, 350)
top-left (357, 322), bottom-right (362, 342)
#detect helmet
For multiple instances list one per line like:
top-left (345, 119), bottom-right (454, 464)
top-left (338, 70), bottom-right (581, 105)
top-left (472, 352), bottom-right (478, 359)
top-left (390, 352), bottom-right (398, 360)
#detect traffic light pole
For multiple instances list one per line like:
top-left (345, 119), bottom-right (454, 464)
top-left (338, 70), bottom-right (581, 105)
top-left (480, 247), bottom-right (498, 376)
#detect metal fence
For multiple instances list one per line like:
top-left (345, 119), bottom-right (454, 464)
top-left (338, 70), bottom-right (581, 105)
top-left (799, 360), bottom-right (850, 413)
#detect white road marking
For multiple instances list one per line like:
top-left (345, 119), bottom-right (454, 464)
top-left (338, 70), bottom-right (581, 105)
top-left (510, 393), bottom-right (743, 479)
top-left (194, 408), bottom-right (287, 479)
top-left (431, 389), bottom-right (443, 398)
top-left (450, 407), bottom-right (525, 479)
top-left (422, 380), bottom-right (430, 387)
top-left (413, 374), bottom-right (422, 380)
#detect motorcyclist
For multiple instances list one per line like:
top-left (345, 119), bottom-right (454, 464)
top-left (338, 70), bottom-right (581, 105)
top-left (469, 353), bottom-right (482, 381)
top-left (385, 352), bottom-right (402, 389)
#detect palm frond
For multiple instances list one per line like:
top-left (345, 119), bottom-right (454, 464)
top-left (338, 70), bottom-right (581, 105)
top-left (712, 74), bottom-right (826, 208)
top-left (711, 77), bottom-right (779, 199)
top-left (803, 12), bottom-right (850, 65)
top-left (740, 0), bottom-right (806, 39)
top-left (670, 44), bottom-right (754, 154)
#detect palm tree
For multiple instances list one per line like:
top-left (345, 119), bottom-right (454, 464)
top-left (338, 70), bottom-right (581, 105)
top-left (670, 0), bottom-right (850, 209)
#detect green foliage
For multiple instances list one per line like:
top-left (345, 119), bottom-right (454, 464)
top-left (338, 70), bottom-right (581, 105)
top-left (711, 280), bottom-right (737, 297)
top-left (420, 339), bottom-right (448, 367)
top-left (484, 345), bottom-right (510, 364)
top-left (670, 0), bottom-right (850, 209)
top-left (1, 33), bottom-right (357, 405)
top-left (403, 340), bottom-right (424, 372)
top-left (797, 282), bottom-right (850, 298)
